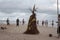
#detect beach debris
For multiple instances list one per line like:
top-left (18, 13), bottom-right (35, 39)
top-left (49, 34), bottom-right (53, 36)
top-left (49, 34), bottom-right (52, 37)
top-left (0, 27), bottom-right (7, 30)
top-left (24, 5), bottom-right (39, 34)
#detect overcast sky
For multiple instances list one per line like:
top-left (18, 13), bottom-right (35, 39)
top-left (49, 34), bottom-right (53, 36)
top-left (0, 0), bottom-right (60, 22)
top-left (0, 0), bottom-right (60, 13)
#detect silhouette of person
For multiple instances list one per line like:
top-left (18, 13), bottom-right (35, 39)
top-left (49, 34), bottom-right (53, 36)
top-left (22, 19), bottom-right (25, 25)
top-left (42, 20), bottom-right (44, 26)
top-left (16, 18), bottom-right (19, 26)
top-left (52, 20), bottom-right (54, 27)
top-left (6, 18), bottom-right (10, 25)
top-left (45, 20), bottom-right (48, 27)
top-left (37, 20), bottom-right (39, 25)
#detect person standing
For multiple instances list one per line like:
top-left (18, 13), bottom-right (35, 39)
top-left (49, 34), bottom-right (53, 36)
top-left (42, 20), bottom-right (44, 26)
top-left (45, 20), bottom-right (48, 27)
top-left (37, 20), bottom-right (39, 25)
top-left (16, 18), bottom-right (19, 26)
top-left (6, 18), bottom-right (10, 25)
top-left (22, 19), bottom-right (25, 25)
top-left (57, 14), bottom-right (60, 38)
top-left (52, 20), bottom-right (54, 27)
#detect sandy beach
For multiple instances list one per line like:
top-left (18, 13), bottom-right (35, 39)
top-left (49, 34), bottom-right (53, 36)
top-left (0, 24), bottom-right (60, 40)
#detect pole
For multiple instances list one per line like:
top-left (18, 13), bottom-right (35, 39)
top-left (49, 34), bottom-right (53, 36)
top-left (57, 0), bottom-right (59, 15)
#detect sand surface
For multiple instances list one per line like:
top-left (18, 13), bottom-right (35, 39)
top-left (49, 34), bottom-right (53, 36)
top-left (0, 24), bottom-right (60, 40)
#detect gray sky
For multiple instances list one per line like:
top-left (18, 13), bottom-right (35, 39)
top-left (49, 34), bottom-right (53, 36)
top-left (0, 0), bottom-right (59, 14)
top-left (0, 0), bottom-right (60, 21)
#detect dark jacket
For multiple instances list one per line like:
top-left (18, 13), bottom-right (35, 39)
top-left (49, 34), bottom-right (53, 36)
top-left (57, 26), bottom-right (60, 34)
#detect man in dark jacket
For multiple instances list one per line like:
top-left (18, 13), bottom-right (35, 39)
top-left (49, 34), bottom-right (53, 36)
top-left (16, 18), bottom-right (19, 26)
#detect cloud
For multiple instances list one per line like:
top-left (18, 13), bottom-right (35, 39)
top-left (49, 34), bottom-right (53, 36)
top-left (0, 0), bottom-right (59, 15)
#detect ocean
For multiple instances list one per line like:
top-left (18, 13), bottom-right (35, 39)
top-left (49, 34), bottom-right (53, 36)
top-left (0, 12), bottom-right (58, 28)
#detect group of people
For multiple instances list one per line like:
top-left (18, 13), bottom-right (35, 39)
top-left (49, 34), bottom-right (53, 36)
top-left (42, 20), bottom-right (54, 27)
top-left (7, 18), bottom-right (54, 27)
top-left (37, 20), bottom-right (60, 38)
top-left (6, 18), bottom-right (54, 27)
top-left (6, 18), bottom-right (25, 26)
top-left (37, 20), bottom-right (54, 27)
top-left (6, 18), bottom-right (60, 38)
top-left (42, 20), bottom-right (48, 27)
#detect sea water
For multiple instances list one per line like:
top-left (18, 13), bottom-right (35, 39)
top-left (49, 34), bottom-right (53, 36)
top-left (0, 13), bottom-right (58, 28)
